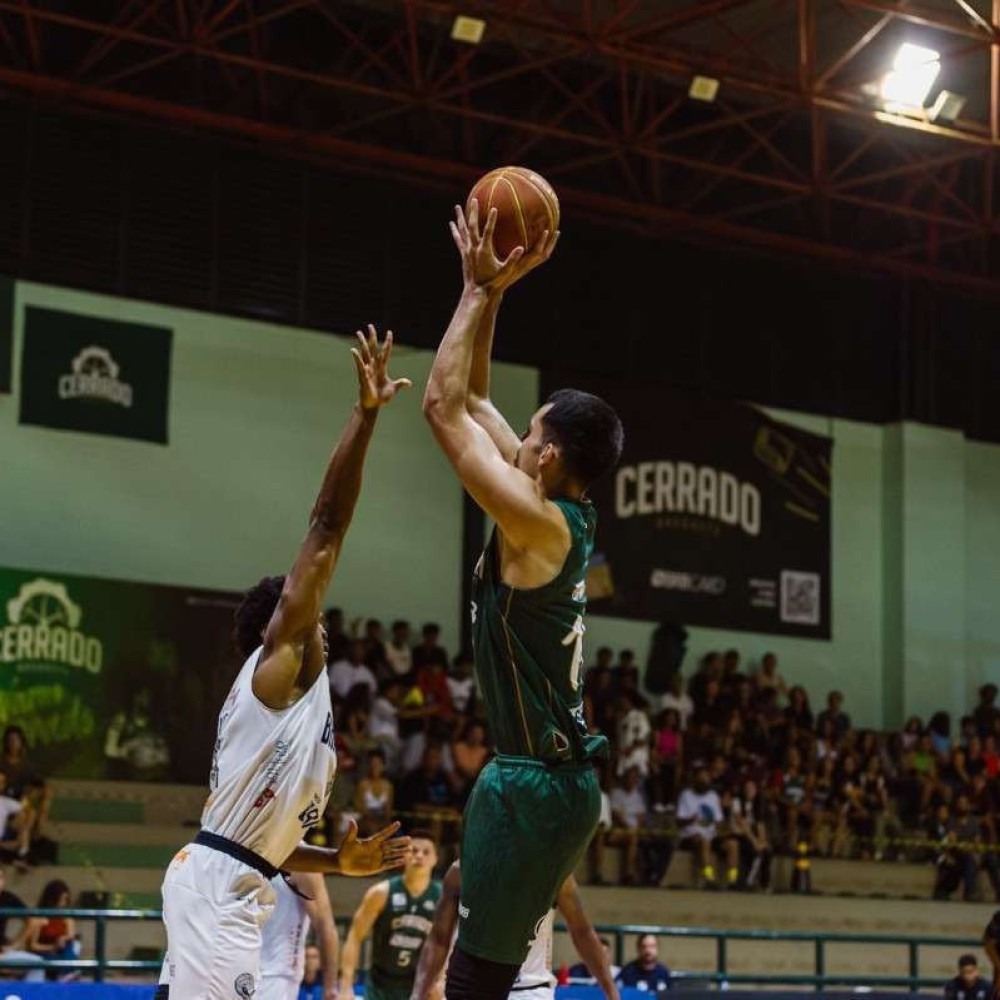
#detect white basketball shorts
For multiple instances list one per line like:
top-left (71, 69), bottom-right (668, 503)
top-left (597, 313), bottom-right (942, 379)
top-left (158, 841), bottom-right (276, 1000)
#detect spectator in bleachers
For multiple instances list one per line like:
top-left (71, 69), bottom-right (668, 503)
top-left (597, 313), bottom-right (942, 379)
top-left (983, 735), bottom-right (999, 779)
top-left (933, 795), bottom-right (992, 901)
top-left (617, 690), bottom-right (652, 778)
top-left (328, 639), bottom-right (377, 701)
top-left (412, 622), bottom-right (447, 674)
top-left (902, 715), bottom-right (924, 750)
top-left (650, 709), bottom-right (683, 809)
top-left (617, 933), bottom-right (672, 992)
top-left (660, 673), bottom-right (694, 732)
top-left (384, 619), bottom-right (414, 682)
top-left (677, 766), bottom-right (737, 888)
top-left (731, 779), bottom-right (772, 890)
top-left (415, 657), bottom-right (455, 727)
top-left (585, 660), bottom-right (617, 738)
top-left (944, 953), bottom-right (991, 1000)
top-left (354, 749), bottom-right (393, 837)
top-left (298, 943), bottom-right (325, 1000)
top-left (0, 728), bottom-right (50, 843)
top-left (606, 766), bottom-right (647, 885)
top-left (688, 651), bottom-right (722, 708)
top-left (721, 649), bottom-right (746, 697)
top-left (17, 879), bottom-right (79, 980)
top-left (363, 618), bottom-right (387, 677)
top-left (396, 743), bottom-right (459, 818)
top-left (0, 865), bottom-right (25, 946)
top-left (974, 685), bottom-right (1000, 740)
top-left (446, 651), bottom-right (477, 719)
top-left (614, 649), bottom-right (640, 698)
top-left (370, 678), bottom-right (403, 770)
top-left (0, 771), bottom-right (31, 868)
top-left (930, 712), bottom-right (954, 760)
top-left (753, 651), bottom-right (788, 704)
top-left (784, 686), bottom-right (814, 732)
top-left (323, 606), bottom-right (349, 665)
top-left (816, 690), bottom-right (851, 738)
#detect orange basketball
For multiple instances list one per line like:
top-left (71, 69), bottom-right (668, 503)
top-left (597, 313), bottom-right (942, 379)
top-left (466, 166), bottom-right (560, 260)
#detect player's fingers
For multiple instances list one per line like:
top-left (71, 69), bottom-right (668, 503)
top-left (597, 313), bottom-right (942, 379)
top-left (392, 378), bottom-right (413, 391)
top-left (368, 821), bottom-right (403, 843)
top-left (481, 206), bottom-right (499, 248)
top-left (529, 229), bottom-right (549, 258)
top-left (468, 198), bottom-right (481, 243)
top-left (454, 204), bottom-right (470, 241)
top-left (355, 330), bottom-right (372, 365)
top-left (499, 245), bottom-right (525, 269)
top-left (349, 348), bottom-right (366, 381)
top-left (546, 230), bottom-right (561, 257)
top-left (341, 817), bottom-right (359, 844)
top-left (367, 324), bottom-right (380, 358)
top-left (383, 329), bottom-right (394, 361)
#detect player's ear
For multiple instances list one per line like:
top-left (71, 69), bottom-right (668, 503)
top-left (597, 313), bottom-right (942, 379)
top-left (539, 441), bottom-right (558, 467)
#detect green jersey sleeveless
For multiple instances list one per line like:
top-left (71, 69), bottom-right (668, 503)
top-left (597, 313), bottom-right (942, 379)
top-left (370, 875), bottom-right (441, 986)
top-left (470, 498), bottom-right (609, 761)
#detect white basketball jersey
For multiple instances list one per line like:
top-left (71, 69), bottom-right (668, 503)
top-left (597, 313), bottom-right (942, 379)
top-left (260, 878), bottom-right (310, 982)
top-left (201, 646), bottom-right (337, 868)
top-left (514, 909), bottom-right (555, 990)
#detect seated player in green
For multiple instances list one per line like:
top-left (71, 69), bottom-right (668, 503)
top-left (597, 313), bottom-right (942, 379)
top-left (340, 831), bottom-right (442, 1000)
top-left (422, 200), bottom-right (624, 1000)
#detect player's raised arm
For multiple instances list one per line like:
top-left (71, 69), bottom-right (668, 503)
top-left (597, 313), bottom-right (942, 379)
top-left (299, 872), bottom-right (340, 1000)
top-left (339, 880), bottom-right (390, 997)
top-left (423, 204), bottom-right (565, 553)
top-left (556, 876), bottom-right (620, 1000)
top-left (466, 231), bottom-right (557, 461)
top-left (255, 327), bottom-right (411, 709)
top-left (411, 862), bottom-right (461, 1000)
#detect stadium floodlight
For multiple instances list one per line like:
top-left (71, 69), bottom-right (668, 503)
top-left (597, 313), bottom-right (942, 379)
top-left (451, 15), bottom-right (486, 44)
top-left (879, 43), bottom-right (941, 109)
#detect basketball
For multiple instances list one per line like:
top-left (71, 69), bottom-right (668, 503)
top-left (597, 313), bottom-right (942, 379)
top-left (466, 166), bottom-right (560, 259)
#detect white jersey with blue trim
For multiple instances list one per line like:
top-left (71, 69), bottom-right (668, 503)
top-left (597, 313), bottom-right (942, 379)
top-left (512, 909), bottom-right (555, 990)
top-left (200, 645), bottom-right (337, 868)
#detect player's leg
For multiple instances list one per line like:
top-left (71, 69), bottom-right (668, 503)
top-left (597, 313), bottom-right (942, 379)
top-left (258, 977), bottom-right (298, 1000)
top-left (446, 946), bottom-right (520, 1000)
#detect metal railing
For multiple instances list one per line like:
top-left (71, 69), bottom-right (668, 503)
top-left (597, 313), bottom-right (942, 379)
top-left (0, 908), bottom-right (984, 991)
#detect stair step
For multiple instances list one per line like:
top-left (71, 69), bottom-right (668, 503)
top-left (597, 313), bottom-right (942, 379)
top-left (50, 798), bottom-right (145, 824)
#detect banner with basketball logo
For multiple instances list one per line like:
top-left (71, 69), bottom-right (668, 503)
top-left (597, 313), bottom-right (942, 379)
top-left (0, 274), bottom-right (12, 393)
top-left (541, 372), bottom-right (832, 638)
top-left (0, 564), bottom-right (240, 783)
top-left (19, 306), bottom-right (172, 443)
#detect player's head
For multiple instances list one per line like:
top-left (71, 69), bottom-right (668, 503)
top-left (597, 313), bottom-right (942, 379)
top-left (516, 389), bottom-right (623, 495)
top-left (958, 954), bottom-right (979, 984)
top-left (406, 828), bottom-right (439, 871)
top-left (233, 575), bottom-right (286, 659)
top-left (636, 933), bottom-right (658, 965)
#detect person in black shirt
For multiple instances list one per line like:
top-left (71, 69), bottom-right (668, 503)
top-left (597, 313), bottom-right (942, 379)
top-left (617, 933), bottom-right (671, 992)
top-left (412, 623), bottom-right (448, 674)
top-left (944, 953), bottom-right (990, 1000)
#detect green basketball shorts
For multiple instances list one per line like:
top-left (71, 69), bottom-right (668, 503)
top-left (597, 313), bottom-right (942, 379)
top-left (456, 754), bottom-right (600, 965)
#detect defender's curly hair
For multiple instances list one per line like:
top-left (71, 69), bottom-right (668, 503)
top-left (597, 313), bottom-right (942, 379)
top-left (232, 575), bottom-right (286, 659)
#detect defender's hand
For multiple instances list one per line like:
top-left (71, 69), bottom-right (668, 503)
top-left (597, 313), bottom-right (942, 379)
top-left (450, 200), bottom-right (526, 290)
top-left (351, 326), bottom-right (412, 411)
top-left (337, 819), bottom-right (411, 876)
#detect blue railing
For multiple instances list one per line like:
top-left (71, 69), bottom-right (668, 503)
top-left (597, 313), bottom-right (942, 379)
top-left (0, 909), bottom-right (984, 991)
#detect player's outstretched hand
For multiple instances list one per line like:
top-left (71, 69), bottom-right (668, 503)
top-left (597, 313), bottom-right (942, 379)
top-left (351, 325), bottom-right (412, 411)
top-left (451, 200), bottom-right (527, 291)
top-left (337, 818), bottom-right (411, 876)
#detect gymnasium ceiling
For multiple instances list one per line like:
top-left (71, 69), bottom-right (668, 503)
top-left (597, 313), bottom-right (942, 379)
top-left (1, 0), bottom-right (1000, 292)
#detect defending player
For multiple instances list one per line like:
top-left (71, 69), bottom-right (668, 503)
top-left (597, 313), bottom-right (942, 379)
top-left (158, 328), bottom-right (412, 1000)
top-left (260, 873), bottom-right (338, 1000)
top-left (422, 201), bottom-right (623, 1000)
top-left (339, 831), bottom-right (442, 1000)
top-left (410, 862), bottom-right (619, 1000)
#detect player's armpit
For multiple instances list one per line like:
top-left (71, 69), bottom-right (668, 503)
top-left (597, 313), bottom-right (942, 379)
top-left (426, 410), bottom-right (566, 553)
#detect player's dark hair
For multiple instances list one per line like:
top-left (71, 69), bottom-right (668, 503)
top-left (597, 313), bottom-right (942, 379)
top-left (408, 827), bottom-right (438, 846)
top-left (233, 575), bottom-right (285, 659)
top-left (542, 389), bottom-right (623, 488)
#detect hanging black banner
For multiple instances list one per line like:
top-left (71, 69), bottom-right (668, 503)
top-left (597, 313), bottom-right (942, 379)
top-left (19, 306), bottom-right (172, 444)
top-left (541, 372), bottom-right (832, 639)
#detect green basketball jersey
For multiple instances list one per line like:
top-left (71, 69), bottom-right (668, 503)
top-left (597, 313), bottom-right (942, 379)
top-left (370, 875), bottom-right (442, 986)
top-left (471, 498), bottom-right (609, 762)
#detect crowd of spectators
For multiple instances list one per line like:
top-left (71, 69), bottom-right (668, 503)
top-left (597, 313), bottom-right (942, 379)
top-left (322, 605), bottom-right (1000, 903)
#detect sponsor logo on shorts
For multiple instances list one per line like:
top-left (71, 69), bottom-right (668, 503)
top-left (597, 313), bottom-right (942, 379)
top-left (234, 972), bottom-right (256, 998)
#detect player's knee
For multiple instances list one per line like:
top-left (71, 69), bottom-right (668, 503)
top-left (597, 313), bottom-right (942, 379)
top-left (445, 946), bottom-right (519, 1000)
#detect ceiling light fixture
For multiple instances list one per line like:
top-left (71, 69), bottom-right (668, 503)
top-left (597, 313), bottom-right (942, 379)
top-left (879, 43), bottom-right (941, 110)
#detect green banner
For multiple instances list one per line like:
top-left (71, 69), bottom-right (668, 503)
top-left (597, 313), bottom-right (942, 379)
top-left (0, 275), bottom-right (12, 393)
top-left (0, 566), bottom-right (241, 783)
top-left (19, 306), bottom-right (172, 443)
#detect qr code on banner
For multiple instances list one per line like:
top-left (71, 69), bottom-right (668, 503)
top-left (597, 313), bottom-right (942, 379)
top-left (780, 571), bottom-right (821, 625)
